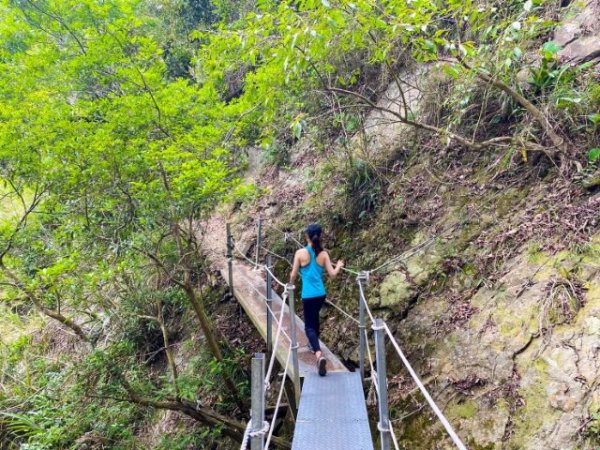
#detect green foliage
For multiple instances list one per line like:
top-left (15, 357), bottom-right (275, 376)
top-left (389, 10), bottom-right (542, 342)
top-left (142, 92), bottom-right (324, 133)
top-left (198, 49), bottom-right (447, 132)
top-left (0, 0), bottom-right (598, 446)
top-left (157, 432), bottom-right (206, 450)
top-left (0, 334), bottom-right (146, 449)
top-left (344, 159), bottom-right (385, 224)
top-left (263, 141), bottom-right (291, 168)
top-left (584, 409), bottom-right (600, 444)
top-left (529, 42), bottom-right (564, 94)
top-left (177, 343), bottom-right (250, 406)
top-left (192, 0), bottom-right (597, 164)
top-left (0, 0), bottom-right (251, 445)
top-left (0, 411), bottom-right (44, 439)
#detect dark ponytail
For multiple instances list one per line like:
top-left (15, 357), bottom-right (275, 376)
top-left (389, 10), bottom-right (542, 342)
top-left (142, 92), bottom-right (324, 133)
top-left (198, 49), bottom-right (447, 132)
top-left (306, 223), bottom-right (323, 256)
top-left (311, 233), bottom-right (323, 256)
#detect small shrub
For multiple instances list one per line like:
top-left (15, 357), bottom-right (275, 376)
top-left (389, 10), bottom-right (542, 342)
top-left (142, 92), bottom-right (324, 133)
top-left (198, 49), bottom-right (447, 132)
top-left (343, 159), bottom-right (386, 224)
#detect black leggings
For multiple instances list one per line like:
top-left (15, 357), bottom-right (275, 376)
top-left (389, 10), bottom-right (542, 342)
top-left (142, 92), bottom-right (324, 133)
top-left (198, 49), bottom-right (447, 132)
top-left (302, 295), bottom-right (326, 353)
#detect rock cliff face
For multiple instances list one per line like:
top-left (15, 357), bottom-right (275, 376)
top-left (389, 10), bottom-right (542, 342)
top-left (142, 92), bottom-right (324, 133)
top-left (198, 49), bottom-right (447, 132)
top-left (391, 230), bottom-right (599, 449)
top-left (555, 0), bottom-right (600, 65)
top-left (355, 5), bottom-right (600, 446)
top-left (245, 3), bottom-right (599, 448)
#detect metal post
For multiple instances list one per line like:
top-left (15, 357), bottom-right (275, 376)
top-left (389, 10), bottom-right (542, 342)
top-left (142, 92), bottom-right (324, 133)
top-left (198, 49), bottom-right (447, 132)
top-left (251, 353), bottom-right (266, 450)
top-left (255, 216), bottom-right (262, 268)
top-left (357, 271), bottom-right (368, 382)
top-left (226, 223), bottom-right (234, 299)
top-left (374, 318), bottom-right (391, 450)
top-left (286, 283), bottom-right (301, 405)
top-left (266, 255), bottom-right (273, 357)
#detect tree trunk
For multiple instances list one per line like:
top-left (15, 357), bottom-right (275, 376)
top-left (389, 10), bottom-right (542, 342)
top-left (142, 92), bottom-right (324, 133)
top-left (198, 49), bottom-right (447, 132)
top-left (183, 282), bottom-right (246, 411)
top-left (473, 71), bottom-right (567, 154)
top-left (157, 307), bottom-right (180, 400)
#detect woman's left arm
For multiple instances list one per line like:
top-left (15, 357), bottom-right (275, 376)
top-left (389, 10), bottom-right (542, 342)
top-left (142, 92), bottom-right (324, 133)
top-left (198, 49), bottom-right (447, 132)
top-left (289, 250), bottom-right (301, 284)
top-left (324, 252), bottom-right (344, 278)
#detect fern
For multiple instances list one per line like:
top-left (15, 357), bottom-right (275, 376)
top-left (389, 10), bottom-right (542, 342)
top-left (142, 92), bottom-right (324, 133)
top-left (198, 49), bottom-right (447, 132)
top-left (0, 411), bottom-right (44, 439)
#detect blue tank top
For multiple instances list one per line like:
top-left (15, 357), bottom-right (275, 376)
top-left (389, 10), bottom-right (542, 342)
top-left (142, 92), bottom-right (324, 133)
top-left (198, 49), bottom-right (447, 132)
top-left (300, 246), bottom-right (326, 299)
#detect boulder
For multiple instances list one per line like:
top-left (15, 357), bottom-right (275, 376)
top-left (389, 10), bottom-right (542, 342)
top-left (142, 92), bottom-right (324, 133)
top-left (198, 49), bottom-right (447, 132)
top-left (379, 271), bottom-right (416, 311)
top-left (554, 0), bottom-right (600, 64)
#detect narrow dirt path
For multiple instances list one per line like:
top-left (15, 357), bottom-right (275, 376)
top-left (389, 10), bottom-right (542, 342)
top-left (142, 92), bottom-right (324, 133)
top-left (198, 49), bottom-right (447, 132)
top-left (200, 214), bottom-right (228, 268)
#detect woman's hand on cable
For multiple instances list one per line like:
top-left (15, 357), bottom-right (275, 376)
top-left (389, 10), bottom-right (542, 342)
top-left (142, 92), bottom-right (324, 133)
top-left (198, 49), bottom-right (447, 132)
top-left (325, 253), bottom-right (344, 277)
top-left (334, 260), bottom-right (345, 275)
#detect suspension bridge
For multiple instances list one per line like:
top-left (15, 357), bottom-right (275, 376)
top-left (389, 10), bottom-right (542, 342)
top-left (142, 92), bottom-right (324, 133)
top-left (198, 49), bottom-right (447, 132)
top-left (211, 219), bottom-right (468, 450)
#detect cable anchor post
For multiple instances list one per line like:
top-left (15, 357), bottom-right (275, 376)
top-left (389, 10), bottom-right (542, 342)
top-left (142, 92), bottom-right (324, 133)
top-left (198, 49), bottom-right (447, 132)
top-left (226, 223), bottom-right (234, 300)
top-left (358, 270), bottom-right (370, 284)
top-left (285, 283), bottom-right (301, 406)
top-left (357, 270), bottom-right (369, 382)
top-left (374, 318), bottom-right (391, 450)
top-left (250, 353), bottom-right (266, 450)
top-left (265, 255), bottom-right (273, 358)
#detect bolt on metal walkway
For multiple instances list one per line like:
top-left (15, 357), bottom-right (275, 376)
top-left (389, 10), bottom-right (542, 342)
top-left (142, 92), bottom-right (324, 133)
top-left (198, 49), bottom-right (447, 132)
top-left (292, 372), bottom-right (374, 450)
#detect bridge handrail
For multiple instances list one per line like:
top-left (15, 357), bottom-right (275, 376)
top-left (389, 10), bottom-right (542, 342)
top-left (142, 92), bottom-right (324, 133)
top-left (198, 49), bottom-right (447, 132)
top-left (233, 219), bottom-right (468, 450)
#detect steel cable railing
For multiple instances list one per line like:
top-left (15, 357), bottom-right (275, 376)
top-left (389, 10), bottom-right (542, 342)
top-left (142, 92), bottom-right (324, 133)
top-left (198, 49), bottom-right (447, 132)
top-left (239, 286), bottom-right (291, 450)
top-left (383, 322), bottom-right (467, 450)
top-left (357, 272), bottom-right (468, 450)
top-left (264, 346), bottom-right (292, 449)
top-left (232, 221), bottom-right (468, 450)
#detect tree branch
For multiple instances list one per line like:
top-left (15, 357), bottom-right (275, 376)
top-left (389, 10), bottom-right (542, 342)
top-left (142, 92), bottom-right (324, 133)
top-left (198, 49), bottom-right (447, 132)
top-left (22, 0), bottom-right (87, 54)
top-left (0, 265), bottom-right (90, 343)
top-left (115, 379), bottom-right (290, 449)
top-left (326, 87), bottom-right (515, 151)
top-left (0, 185), bottom-right (45, 264)
top-left (455, 57), bottom-right (568, 154)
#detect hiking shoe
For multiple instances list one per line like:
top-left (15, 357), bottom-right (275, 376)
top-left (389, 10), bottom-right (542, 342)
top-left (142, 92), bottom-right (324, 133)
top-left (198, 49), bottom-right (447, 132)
top-left (318, 357), bottom-right (327, 377)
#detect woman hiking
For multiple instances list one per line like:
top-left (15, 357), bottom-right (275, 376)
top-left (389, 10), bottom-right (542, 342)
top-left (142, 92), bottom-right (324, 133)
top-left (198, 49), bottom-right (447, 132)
top-left (289, 223), bottom-right (344, 376)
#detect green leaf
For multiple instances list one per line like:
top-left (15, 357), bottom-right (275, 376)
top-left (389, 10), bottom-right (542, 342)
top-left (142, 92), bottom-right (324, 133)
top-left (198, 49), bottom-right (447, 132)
top-left (556, 96), bottom-right (582, 108)
top-left (542, 41), bottom-right (562, 58)
top-left (513, 47), bottom-right (523, 59)
top-left (588, 113), bottom-right (600, 125)
top-left (291, 120), bottom-right (303, 139)
top-left (588, 148), bottom-right (600, 163)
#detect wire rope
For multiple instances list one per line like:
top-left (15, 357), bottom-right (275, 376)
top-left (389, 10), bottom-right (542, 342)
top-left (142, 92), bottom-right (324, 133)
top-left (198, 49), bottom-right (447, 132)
top-left (358, 279), bottom-right (376, 324)
top-left (264, 290), bottom-right (291, 388)
top-left (260, 246), bottom-right (292, 267)
top-left (383, 322), bottom-right (467, 450)
top-left (325, 299), bottom-right (360, 324)
top-left (233, 241), bottom-right (261, 269)
top-left (264, 223), bottom-right (305, 248)
top-left (240, 420), bottom-right (251, 450)
top-left (264, 346), bottom-right (292, 449)
top-left (264, 264), bottom-right (288, 288)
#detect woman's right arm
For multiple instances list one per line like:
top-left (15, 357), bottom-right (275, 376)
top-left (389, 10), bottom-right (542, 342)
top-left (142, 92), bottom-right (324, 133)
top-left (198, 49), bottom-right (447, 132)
top-left (289, 250), bottom-right (301, 284)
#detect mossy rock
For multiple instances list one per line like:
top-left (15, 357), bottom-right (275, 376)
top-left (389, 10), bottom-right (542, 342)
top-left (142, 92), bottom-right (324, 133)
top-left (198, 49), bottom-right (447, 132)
top-left (452, 399), bottom-right (478, 419)
top-left (379, 271), bottom-right (416, 311)
top-left (582, 174), bottom-right (600, 190)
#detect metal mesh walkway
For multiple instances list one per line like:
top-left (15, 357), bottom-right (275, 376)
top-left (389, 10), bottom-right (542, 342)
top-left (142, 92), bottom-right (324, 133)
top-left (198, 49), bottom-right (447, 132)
top-left (292, 372), bottom-right (374, 450)
top-left (220, 260), bottom-right (348, 378)
top-left (205, 218), bottom-right (469, 450)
